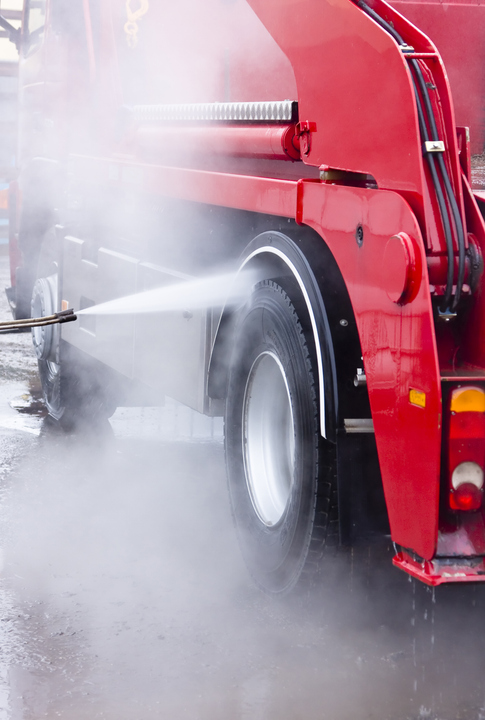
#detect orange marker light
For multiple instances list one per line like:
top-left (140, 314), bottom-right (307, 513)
top-left (451, 387), bottom-right (485, 414)
top-left (409, 388), bottom-right (426, 408)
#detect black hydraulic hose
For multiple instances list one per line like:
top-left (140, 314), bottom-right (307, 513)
top-left (357, 0), bottom-right (405, 44)
top-left (409, 60), bottom-right (458, 312)
top-left (410, 61), bottom-right (466, 310)
top-left (411, 80), bottom-right (454, 310)
top-left (438, 153), bottom-right (466, 311)
top-left (357, 0), bottom-right (465, 314)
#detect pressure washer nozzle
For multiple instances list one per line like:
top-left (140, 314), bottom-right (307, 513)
top-left (56, 309), bottom-right (77, 323)
top-left (0, 308), bottom-right (78, 333)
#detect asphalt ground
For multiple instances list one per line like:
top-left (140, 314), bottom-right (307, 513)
top-left (0, 255), bottom-right (483, 719)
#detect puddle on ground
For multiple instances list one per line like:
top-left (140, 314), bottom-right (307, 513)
top-left (9, 390), bottom-right (47, 418)
top-left (0, 382), bottom-right (47, 436)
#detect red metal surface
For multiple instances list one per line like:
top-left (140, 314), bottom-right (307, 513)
top-left (76, 153), bottom-right (442, 559)
top-left (245, 0), bottom-right (468, 278)
top-left (393, 551), bottom-right (485, 586)
top-left (247, 0), bottom-right (426, 198)
top-left (460, 178), bottom-right (485, 369)
top-left (245, 0), bottom-right (464, 205)
top-left (457, 127), bottom-right (471, 183)
top-left (15, 0), bottom-right (485, 579)
top-left (390, 1), bottom-right (485, 155)
top-left (382, 233), bottom-right (421, 304)
top-left (135, 125), bottom-right (301, 162)
top-left (299, 180), bottom-right (441, 559)
top-left (71, 156), bottom-right (299, 219)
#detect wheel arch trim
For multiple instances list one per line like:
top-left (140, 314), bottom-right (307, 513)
top-left (209, 231), bottom-right (339, 441)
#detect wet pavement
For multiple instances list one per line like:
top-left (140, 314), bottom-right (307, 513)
top-left (0, 255), bottom-right (484, 719)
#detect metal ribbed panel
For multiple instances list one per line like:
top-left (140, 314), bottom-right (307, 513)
top-left (133, 100), bottom-right (298, 124)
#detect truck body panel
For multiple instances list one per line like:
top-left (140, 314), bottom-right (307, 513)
top-left (7, 0), bottom-right (485, 587)
top-left (390, 0), bottom-right (485, 155)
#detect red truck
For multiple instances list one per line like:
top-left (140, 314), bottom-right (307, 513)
top-left (3, 0), bottom-right (485, 593)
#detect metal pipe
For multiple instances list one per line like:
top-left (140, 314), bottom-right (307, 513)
top-left (136, 124), bottom-right (301, 162)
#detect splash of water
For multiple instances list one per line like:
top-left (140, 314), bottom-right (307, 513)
top-left (77, 269), bottom-right (257, 316)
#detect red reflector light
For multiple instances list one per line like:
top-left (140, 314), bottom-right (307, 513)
top-left (450, 483), bottom-right (483, 512)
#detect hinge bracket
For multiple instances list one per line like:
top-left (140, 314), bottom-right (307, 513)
top-left (296, 121), bottom-right (317, 156)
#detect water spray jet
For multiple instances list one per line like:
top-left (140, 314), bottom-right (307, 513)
top-left (76, 270), bottom-right (257, 317)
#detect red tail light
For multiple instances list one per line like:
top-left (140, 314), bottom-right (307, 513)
top-left (448, 387), bottom-right (485, 512)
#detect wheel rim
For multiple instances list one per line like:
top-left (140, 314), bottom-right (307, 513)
top-left (31, 274), bottom-right (59, 361)
top-left (243, 351), bottom-right (296, 527)
top-left (31, 274), bottom-right (60, 394)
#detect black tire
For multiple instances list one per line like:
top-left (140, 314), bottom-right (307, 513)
top-left (31, 228), bottom-right (64, 420)
top-left (31, 229), bottom-right (116, 428)
top-left (225, 280), bottom-right (338, 594)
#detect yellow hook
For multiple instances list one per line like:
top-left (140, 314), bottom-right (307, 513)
top-left (124, 0), bottom-right (149, 48)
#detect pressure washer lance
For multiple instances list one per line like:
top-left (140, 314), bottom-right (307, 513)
top-left (0, 308), bottom-right (77, 333)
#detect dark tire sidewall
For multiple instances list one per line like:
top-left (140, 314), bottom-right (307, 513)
top-left (225, 281), bottom-right (320, 594)
top-left (32, 228), bottom-right (64, 420)
top-left (33, 230), bottom-right (116, 427)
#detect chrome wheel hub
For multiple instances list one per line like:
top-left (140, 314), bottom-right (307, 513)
top-left (243, 352), bottom-right (295, 527)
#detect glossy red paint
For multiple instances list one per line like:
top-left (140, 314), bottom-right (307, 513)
top-left (73, 86), bottom-right (485, 568)
top-left (246, 0), bottom-right (464, 227)
top-left (81, 152), bottom-right (442, 560)
top-left (393, 551), bottom-right (485, 586)
top-left (299, 180), bottom-right (441, 559)
top-left (390, 0), bottom-right (485, 155)
top-left (460, 179), bottom-right (485, 369)
top-left (457, 127), bottom-right (471, 183)
top-left (135, 124), bottom-right (301, 162)
top-left (382, 233), bottom-right (421, 305)
top-left (71, 156), bottom-right (299, 219)
top-left (247, 0), bottom-right (426, 196)
top-left (67, 0), bottom-right (485, 570)
top-left (13, 0), bottom-right (485, 582)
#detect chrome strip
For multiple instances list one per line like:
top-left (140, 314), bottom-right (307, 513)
top-left (133, 100), bottom-right (298, 124)
top-left (344, 419), bottom-right (375, 434)
top-left (240, 246), bottom-right (327, 439)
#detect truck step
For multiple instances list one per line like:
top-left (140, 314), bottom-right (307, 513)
top-left (393, 551), bottom-right (485, 586)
